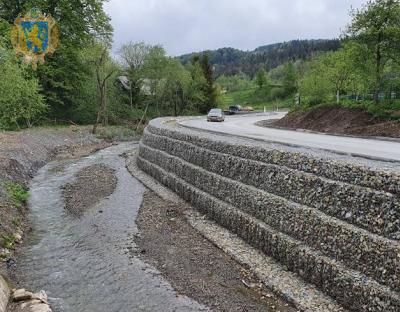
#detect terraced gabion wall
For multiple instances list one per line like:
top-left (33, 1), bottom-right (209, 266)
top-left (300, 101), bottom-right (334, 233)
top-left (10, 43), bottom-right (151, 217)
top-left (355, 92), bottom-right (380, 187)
top-left (138, 118), bottom-right (400, 312)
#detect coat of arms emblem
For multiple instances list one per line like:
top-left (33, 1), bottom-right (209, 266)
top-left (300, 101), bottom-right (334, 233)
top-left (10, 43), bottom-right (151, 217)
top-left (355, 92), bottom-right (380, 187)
top-left (11, 9), bottom-right (58, 69)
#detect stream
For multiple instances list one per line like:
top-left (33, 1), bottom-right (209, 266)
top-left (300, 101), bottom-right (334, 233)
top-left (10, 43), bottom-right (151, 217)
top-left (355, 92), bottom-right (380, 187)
top-left (14, 143), bottom-right (206, 312)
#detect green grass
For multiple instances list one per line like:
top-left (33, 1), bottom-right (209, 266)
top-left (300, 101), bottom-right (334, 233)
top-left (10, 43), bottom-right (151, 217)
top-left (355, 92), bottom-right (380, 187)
top-left (1, 234), bottom-right (15, 249)
top-left (4, 182), bottom-right (29, 208)
top-left (219, 86), bottom-right (292, 110)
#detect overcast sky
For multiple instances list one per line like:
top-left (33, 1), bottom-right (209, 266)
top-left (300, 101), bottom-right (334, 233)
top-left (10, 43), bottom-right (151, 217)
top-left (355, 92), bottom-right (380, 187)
top-left (104, 0), bottom-right (366, 56)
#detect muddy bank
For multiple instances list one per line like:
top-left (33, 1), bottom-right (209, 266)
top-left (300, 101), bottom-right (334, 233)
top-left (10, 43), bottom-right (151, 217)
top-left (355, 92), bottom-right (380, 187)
top-left (133, 190), bottom-right (295, 312)
top-left (62, 164), bottom-right (117, 217)
top-left (266, 106), bottom-right (400, 138)
top-left (0, 127), bottom-right (108, 277)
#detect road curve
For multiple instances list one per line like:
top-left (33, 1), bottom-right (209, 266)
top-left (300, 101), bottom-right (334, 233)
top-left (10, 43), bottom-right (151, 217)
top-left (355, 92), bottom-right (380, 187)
top-left (178, 112), bottom-right (400, 162)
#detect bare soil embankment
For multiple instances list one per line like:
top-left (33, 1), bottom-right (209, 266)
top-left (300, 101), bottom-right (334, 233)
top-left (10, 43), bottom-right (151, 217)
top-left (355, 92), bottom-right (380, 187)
top-left (267, 106), bottom-right (400, 138)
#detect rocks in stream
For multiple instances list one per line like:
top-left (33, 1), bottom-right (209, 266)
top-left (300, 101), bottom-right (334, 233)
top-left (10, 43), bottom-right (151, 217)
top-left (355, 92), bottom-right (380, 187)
top-left (11, 289), bottom-right (51, 312)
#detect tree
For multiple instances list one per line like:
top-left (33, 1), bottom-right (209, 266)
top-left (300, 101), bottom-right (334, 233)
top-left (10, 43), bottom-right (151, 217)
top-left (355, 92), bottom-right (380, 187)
top-left (118, 42), bottom-right (153, 108)
top-left (88, 43), bottom-right (118, 134)
top-left (299, 57), bottom-right (333, 105)
top-left (0, 0), bottom-right (113, 121)
top-left (282, 62), bottom-right (298, 95)
top-left (187, 61), bottom-right (208, 110)
top-left (321, 49), bottom-right (352, 104)
top-left (346, 0), bottom-right (400, 104)
top-left (0, 47), bottom-right (46, 129)
top-left (198, 53), bottom-right (218, 113)
top-left (255, 68), bottom-right (267, 89)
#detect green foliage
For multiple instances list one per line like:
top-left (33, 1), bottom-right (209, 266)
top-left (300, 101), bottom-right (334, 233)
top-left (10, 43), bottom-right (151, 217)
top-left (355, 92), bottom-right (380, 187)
top-left (0, 47), bottom-right (46, 129)
top-left (4, 182), bottom-right (29, 208)
top-left (255, 68), bottom-right (268, 89)
top-left (178, 39), bottom-right (341, 77)
top-left (1, 234), bottom-right (15, 249)
top-left (216, 73), bottom-right (252, 92)
top-left (297, 0), bottom-right (400, 112)
top-left (282, 62), bottom-right (298, 95)
top-left (219, 84), bottom-right (291, 110)
top-left (346, 0), bottom-right (400, 103)
top-left (198, 53), bottom-right (218, 113)
top-left (0, 0), bottom-right (113, 123)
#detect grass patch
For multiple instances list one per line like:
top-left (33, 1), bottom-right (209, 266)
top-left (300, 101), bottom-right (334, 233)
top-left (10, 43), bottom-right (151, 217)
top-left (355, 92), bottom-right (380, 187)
top-left (1, 234), bottom-right (15, 249)
top-left (96, 126), bottom-right (138, 142)
top-left (220, 87), bottom-right (292, 110)
top-left (4, 182), bottom-right (29, 208)
top-left (12, 217), bottom-right (21, 227)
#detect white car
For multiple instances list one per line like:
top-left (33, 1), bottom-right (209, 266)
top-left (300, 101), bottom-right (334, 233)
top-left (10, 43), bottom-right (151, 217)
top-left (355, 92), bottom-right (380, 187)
top-left (207, 108), bottom-right (225, 122)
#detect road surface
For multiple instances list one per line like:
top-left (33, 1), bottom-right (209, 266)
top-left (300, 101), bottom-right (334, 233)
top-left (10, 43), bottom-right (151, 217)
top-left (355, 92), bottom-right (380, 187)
top-left (178, 112), bottom-right (400, 162)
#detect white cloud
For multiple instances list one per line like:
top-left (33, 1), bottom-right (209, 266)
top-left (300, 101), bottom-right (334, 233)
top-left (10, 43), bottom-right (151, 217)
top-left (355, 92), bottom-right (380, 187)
top-left (104, 0), bottom-right (366, 56)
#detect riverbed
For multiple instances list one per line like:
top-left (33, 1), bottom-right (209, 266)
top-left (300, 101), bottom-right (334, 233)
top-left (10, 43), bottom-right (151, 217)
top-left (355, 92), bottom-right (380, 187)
top-left (13, 143), bottom-right (206, 312)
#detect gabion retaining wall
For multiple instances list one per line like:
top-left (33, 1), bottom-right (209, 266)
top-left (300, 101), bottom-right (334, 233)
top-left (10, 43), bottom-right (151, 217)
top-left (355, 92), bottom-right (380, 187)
top-left (138, 118), bottom-right (400, 312)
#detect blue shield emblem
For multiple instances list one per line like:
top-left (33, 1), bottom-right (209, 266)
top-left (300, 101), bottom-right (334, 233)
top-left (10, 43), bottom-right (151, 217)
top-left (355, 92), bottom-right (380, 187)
top-left (21, 21), bottom-right (49, 53)
top-left (11, 10), bottom-right (58, 69)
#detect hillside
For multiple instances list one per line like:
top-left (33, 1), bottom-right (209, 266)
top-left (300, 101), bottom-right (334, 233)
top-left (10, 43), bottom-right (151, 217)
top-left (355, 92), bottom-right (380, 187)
top-left (178, 39), bottom-right (341, 77)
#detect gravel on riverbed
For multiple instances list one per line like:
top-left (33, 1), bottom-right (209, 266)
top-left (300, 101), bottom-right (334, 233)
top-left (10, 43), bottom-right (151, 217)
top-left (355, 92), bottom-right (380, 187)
top-left (62, 164), bottom-right (117, 217)
top-left (132, 190), bottom-right (297, 312)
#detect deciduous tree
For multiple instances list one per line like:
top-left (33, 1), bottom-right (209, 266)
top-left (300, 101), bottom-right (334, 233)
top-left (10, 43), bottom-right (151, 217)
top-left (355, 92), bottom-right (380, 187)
top-left (346, 0), bottom-right (400, 103)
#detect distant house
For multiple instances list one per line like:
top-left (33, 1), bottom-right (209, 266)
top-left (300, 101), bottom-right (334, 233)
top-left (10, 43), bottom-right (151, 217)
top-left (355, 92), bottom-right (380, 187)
top-left (116, 76), bottom-right (152, 96)
top-left (117, 76), bottom-right (130, 90)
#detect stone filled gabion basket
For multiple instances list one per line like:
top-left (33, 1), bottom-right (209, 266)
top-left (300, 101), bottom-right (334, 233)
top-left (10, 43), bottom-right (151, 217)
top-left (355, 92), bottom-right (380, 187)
top-left (138, 117), bottom-right (400, 312)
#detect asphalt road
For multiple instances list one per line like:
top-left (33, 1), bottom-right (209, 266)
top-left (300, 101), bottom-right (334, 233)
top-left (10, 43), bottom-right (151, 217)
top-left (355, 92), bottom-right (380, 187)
top-left (178, 112), bottom-right (400, 162)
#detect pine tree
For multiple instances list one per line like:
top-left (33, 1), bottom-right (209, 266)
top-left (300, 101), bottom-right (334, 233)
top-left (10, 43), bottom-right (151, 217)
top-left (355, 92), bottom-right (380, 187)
top-left (199, 53), bottom-right (217, 113)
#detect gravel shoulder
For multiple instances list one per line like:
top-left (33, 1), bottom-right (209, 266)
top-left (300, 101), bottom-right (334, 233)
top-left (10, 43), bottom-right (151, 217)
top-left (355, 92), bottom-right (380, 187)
top-left (62, 164), bottom-right (117, 217)
top-left (132, 190), bottom-right (296, 312)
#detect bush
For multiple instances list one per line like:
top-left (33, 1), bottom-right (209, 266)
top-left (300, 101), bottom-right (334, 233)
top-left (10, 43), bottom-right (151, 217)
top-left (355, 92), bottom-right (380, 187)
top-left (0, 49), bottom-right (46, 129)
top-left (270, 87), bottom-right (287, 100)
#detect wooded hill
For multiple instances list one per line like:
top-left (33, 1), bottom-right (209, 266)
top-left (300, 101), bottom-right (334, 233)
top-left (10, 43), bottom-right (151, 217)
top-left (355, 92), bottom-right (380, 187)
top-left (178, 39), bottom-right (341, 77)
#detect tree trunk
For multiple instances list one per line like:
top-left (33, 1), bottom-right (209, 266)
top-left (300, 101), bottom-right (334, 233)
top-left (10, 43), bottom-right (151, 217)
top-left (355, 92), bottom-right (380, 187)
top-left (93, 84), bottom-right (105, 134)
top-left (102, 83), bottom-right (108, 127)
top-left (92, 108), bottom-right (101, 134)
top-left (136, 102), bottom-right (149, 132)
top-left (129, 82), bottom-right (133, 109)
top-left (174, 89), bottom-right (178, 117)
top-left (336, 89), bottom-right (340, 104)
top-left (374, 41), bottom-right (383, 105)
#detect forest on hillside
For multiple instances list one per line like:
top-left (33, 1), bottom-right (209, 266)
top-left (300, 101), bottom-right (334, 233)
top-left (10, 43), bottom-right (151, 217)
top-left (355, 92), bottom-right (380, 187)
top-left (178, 39), bottom-right (341, 77)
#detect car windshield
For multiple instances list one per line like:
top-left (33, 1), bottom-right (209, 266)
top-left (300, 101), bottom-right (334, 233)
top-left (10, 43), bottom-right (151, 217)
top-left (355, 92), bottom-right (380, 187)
top-left (209, 109), bottom-right (221, 114)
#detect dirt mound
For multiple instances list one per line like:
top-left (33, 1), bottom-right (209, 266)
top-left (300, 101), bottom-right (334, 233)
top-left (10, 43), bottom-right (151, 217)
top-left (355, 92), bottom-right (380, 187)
top-left (272, 106), bottom-right (400, 138)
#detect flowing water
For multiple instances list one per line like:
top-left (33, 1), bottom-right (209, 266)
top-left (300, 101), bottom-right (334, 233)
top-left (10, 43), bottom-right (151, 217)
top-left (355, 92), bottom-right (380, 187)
top-left (15, 143), bottom-right (207, 312)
